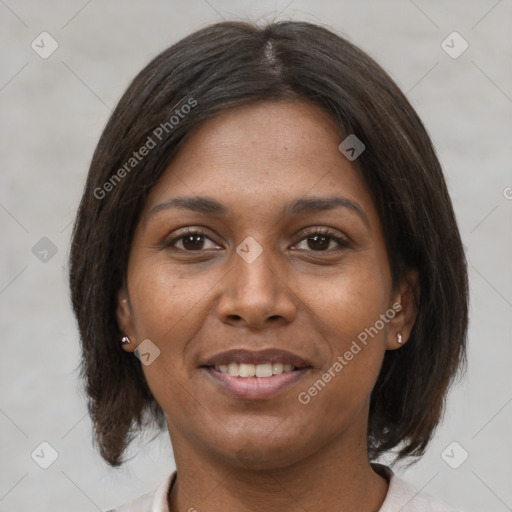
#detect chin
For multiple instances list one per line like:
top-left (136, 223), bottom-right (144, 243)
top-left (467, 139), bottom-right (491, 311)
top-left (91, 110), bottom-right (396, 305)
top-left (208, 427), bottom-right (319, 471)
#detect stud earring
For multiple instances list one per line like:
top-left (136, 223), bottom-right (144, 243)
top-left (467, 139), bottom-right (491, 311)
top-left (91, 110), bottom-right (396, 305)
top-left (121, 336), bottom-right (131, 344)
top-left (397, 332), bottom-right (403, 344)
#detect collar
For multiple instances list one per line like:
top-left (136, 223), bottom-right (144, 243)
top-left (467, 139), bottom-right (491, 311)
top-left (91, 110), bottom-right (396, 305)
top-left (125, 463), bottom-right (457, 512)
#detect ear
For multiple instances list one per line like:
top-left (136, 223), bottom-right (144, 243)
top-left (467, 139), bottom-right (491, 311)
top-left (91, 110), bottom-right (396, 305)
top-left (385, 269), bottom-right (420, 350)
top-left (116, 287), bottom-right (137, 353)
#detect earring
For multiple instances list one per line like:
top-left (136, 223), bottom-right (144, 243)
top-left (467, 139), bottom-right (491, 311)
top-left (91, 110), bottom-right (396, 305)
top-left (397, 332), bottom-right (403, 344)
top-left (121, 336), bottom-right (131, 344)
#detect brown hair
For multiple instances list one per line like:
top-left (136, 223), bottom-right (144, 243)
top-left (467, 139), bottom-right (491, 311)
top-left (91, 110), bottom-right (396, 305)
top-left (69, 20), bottom-right (468, 467)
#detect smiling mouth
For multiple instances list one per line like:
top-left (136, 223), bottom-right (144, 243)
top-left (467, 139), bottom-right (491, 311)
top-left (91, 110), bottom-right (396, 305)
top-left (212, 362), bottom-right (297, 378)
top-left (202, 363), bottom-right (311, 400)
top-left (200, 348), bottom-right (312, 399)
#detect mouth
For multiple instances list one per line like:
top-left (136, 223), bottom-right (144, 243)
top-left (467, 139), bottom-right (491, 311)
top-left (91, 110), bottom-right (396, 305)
top-left (200, 349), bottom-right (312, 400)
top-left (213, 361), bottom-right (298, 377)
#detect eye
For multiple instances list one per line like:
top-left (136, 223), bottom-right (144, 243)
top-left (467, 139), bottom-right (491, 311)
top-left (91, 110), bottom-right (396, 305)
top-left (164, 228), bottom-right (221, 252)
top-left (293, 228), bottom-right (350, 252)
top-left (163, 227), bottom-right (350, 253)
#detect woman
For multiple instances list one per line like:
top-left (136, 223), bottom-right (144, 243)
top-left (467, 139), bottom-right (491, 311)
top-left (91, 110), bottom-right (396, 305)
top-left (69, 20), bottom-right (468, 512)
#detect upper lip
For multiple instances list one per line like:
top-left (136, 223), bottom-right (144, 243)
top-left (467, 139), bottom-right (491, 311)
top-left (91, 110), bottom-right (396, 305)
top-left (201, 349), bottom-right (311, 368)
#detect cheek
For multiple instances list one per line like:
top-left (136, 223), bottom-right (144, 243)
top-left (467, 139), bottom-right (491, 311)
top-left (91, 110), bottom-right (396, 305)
top-left (303, 257), bottom-right (390, 341)
top-left (297, 258), bottom-right (391, 395)
top-left (127, 259), bottom-right (221, 394)
top-left (128, 264), bottom-right (200, 410)
top-left (128, 259), bottom-right (211, 340)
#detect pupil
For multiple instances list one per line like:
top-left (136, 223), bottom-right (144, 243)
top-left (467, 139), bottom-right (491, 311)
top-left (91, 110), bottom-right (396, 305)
top-left (308, 235), bottom-right (329, 250)
top-left (183, 235), bottom-right (204, 250)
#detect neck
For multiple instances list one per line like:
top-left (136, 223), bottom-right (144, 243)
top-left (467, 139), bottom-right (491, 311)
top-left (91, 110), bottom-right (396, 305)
top-left (167, 420), bottom-right (388, 512)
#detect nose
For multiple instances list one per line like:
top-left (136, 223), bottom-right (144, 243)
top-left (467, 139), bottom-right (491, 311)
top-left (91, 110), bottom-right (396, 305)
top-left (216, 243), bottom-right (297, 329)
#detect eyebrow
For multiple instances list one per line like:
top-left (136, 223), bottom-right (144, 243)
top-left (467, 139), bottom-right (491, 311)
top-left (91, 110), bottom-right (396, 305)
top-left (148, 195), bottom-right (370, 227)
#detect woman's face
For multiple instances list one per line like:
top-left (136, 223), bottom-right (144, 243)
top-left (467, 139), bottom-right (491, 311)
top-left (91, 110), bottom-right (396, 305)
top-left (117, 100), bottom-right (416, 469)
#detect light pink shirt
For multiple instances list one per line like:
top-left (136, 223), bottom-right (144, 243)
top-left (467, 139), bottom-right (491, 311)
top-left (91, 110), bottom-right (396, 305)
top-left (109, 465), bottom-right (462, 511)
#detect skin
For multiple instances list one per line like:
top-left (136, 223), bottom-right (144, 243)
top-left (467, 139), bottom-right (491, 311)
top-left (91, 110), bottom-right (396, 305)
top-left (117, 100), bottom-right (419, 512)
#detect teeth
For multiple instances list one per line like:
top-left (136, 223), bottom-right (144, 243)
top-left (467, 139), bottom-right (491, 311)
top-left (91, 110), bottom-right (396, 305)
top-left (255, 363), bottom-right (273, 377)
top-left (227, 362), bottom-right (239, 377)
top-left (239, 363), bottom-right (256, 377)
top-left (214, 362), bottom-right (297, 378)
top-left (272, 363), bottom-right (284, 375)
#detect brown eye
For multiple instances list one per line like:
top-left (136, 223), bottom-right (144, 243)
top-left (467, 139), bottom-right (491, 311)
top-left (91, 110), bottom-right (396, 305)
top-left (294, 229), bottom-right (350, 252)
top-left (306, 234), bottom-right (330, 251)
top-left (165, 229), bottom-right (221, 252)
top-left (181, 233), bottom-right (206, 251)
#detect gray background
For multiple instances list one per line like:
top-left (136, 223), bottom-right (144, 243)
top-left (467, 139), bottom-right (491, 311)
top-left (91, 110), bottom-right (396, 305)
top-left (1, 0), bottom-right (511, 511)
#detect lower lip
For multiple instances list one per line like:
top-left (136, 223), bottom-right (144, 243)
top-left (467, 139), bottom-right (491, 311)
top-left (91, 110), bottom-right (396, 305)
top-left (204, 367), bottom-right (310, 400)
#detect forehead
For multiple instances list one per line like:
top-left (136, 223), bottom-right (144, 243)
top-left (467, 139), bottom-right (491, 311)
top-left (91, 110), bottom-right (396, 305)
top-left (144, 100), bottom-right (378, 225)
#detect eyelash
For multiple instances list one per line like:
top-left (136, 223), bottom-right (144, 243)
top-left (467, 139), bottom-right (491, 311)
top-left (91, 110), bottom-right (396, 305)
top-left (164, 227), bottom-right (350, 253)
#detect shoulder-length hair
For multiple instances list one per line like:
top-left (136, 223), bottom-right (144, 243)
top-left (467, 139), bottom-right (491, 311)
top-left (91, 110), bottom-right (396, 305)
top-left (69, 20), bottom-right (468, 467)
